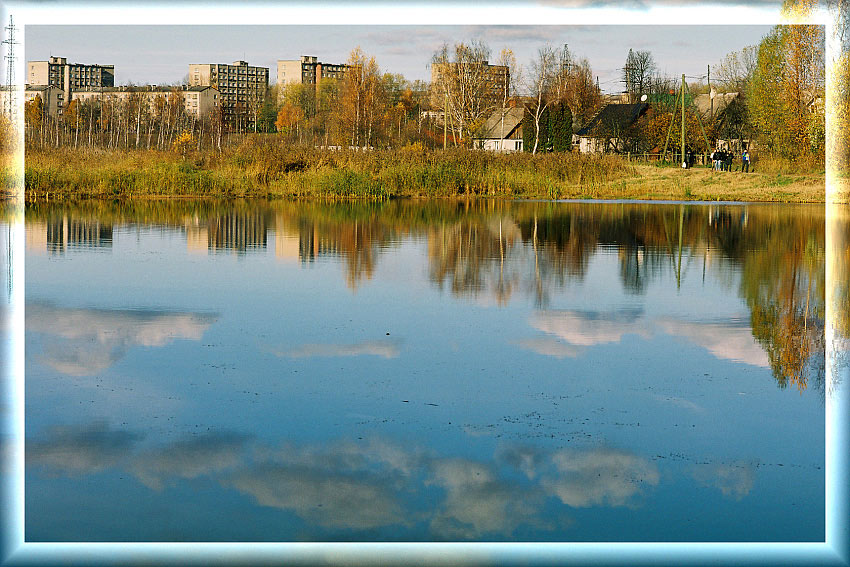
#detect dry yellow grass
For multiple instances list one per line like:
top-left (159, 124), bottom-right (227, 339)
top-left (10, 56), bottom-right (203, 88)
top-left (18, 145), bottom-right (828, 203)
top-left (589, 164), bottom-right (826, 203)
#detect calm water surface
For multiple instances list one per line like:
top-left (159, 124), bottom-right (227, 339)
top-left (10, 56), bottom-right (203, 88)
top-left (22, 199), bottom-right (826, 542)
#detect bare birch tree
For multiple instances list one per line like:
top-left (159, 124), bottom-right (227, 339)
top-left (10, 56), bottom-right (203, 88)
top-left (431, 41), bottom-right (497, 147)
top-left (527, 45), bottom-right (569, 154)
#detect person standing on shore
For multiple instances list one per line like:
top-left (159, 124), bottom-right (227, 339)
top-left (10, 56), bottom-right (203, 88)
top-left (742, 149), bottom-right (750, 173)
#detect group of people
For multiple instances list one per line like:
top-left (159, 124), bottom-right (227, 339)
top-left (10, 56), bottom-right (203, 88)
top-left (711, 148), bottom-right (750, 173)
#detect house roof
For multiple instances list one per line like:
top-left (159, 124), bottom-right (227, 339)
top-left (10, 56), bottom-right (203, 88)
top-left (474, 107), bottom-right (525, 140)
top-left (575, 103), bottom-right (648, 137)
top-left (693, 92), bottom-right (739, 116)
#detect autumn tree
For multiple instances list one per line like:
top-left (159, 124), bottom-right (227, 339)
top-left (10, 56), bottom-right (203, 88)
top-left (340, 47), bottom-right (384, 148)
top-left (24, 94), bottom-right (45, 147)
top-left (714, 45), bottom-right (758, 94)
top-left (750, 4), bottom-right (824, 159)
top-left (431, 41), bottom-right (498, 147)
top-left (275, 101), bottom-right (304, 140)
top-left (563, 57), bottom-right (603, 130)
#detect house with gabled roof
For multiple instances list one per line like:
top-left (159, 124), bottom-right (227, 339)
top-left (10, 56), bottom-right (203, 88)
top-left (473, 107), bottom-right (525, 153)
top-left (573, 102), bottom-right (649, 154)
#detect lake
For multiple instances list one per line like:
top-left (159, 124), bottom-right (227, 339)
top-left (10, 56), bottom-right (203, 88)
top-left (19, 198), bottom-right (826, 542)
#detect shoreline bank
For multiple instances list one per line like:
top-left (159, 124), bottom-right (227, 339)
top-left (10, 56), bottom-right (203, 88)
top-left (15, 145), bottom-right (827, 204)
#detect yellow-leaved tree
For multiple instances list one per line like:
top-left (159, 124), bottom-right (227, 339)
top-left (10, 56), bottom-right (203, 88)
top-left (750, 0), bottom-right (824, 160)
top-left (340, 47), bottom-right (384, 149)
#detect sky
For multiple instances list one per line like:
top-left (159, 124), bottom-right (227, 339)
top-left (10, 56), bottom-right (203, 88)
top-left (23, 23), bottom-right (777, 95)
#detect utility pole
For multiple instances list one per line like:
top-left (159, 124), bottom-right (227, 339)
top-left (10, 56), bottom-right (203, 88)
top-left (443, 92), bottom-right (447, 150)
top-left (681, 73), bottom-right (686, 166)
top-left (707, 64), bottom-right (713, 118)
top-left (663, 72), bottom-right (712, 165)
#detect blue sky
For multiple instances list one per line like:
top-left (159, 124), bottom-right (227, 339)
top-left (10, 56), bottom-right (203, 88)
top-left (23, 24), bottom-right (775, 94)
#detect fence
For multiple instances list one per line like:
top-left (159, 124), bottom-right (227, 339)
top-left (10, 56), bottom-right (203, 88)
top-left (624, 152), bottom-right (712, 166)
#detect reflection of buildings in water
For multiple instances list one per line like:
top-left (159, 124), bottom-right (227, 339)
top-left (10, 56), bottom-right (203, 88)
top-left (207, 213), bottom-right (267, 253)
top-left (272, 217), bottom-right (300, 262)
top-left (185, 224), bottom-right (209, 255)
top-left (271, 217), bottom-right (330, 265)
top-left (183, 212), bottom-right (268, 255)
top-left (26, 218), bottom-right (113, 254)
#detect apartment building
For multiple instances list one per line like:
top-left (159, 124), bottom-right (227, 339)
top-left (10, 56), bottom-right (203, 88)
top-left (188, 61), bottom-right (268, 130)
top-left (72, 85), bottom-right (220, 119)
top-left (27, 56), bottom-right (115, 105)
top-left (277, 56), bottom-right (348, 89)
top-left (1, 84), bottom-right (65, 119)
top-left (430, 60), bottom-right (509, 108)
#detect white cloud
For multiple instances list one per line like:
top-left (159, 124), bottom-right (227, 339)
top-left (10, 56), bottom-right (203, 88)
top-left (542, 448), bottom-right (659, 508)
top-left (427, 458), bottom-right (548, 539)
top-left (529, 308), bottom-right (650, 347)
top-left (129, 432), bottom-right (250, 491)
top-left (26, 421), bottom-right (142, 475)
top-left (656, 318), bottom-right (769, 368)
top-left (691, 461), bottom-right (756, 501)
top-left (228, 465), bottom-right (408, 531)
top-left (26, 302), bottom-right (217, 375)
top-left (513, 337), bottom-right (584, 359)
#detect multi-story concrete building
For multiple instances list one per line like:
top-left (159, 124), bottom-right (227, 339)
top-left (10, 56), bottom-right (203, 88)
top-left (1, 84), bottom-right (65, 119)
top-left (27, 56), bottom-right (114, 104)
top-left (430, 60), bottom-right (509, 109)
top-left (277, 56), bottom-right (348, 89)
top-left (187, 61), bottom-right (268, 130)
top-left (71, 85), bottom-right (220, 119)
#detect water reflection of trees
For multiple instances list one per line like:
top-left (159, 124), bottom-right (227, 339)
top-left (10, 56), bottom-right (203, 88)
top-left (428, 216), bottom-right (521, 305)
top-left (25, 199), bottom-right (825, 391)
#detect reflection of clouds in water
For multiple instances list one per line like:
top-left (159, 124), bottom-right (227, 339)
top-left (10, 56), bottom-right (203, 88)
top-left (427, 459), bottom-right (547, 539)
top-left (39, 336), bottom-right (128, 376)
top-left (529, 308), bottom-right (650, 347)
top-left (27, 421), bottom-right (142, 475)
top-left (691, 462), bottom-right (756, 501)
top-left (650, 394), bottom-right (704, 413)
top-left (542, 448), bottom-right (660, 508)
top-left (27, 422), bottom-right (248, 491)
top-left (272, 339), bottom-right (401, 359)
top-left (130, 432), bottom-right (250, 491)
top-left (656, 318), bottom-right (769, 368)
top-left (27, 422), bottom-right (675, 538)
top-left (498, 446), bottom-right (545, 480)
top-left (26, 302), bottom-right (217, 376)
top-left (521, 309), bottom-right (771, 370)
top-left (254, 437), bottom-right (425, 477)
top-left (228, 464), bottom-right (408, 531)
top-left (513, 337), bottom-right (583, 359)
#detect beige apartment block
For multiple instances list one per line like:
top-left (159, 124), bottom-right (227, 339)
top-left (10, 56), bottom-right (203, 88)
top-left (1, 84), bottom-right (65, 118)
top-left (27, 56), bottom-right (115, 103)
top-left (430, 60), bottom-right (509, 109)
top-left (277, 56), bottom-right (348, 90)
top-left (71, 85), bottom-right (220, 119)
top-left (188, 61), bottom-right (269, 130)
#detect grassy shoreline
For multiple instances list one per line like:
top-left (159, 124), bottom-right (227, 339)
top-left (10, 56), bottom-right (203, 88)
top-left (18, 141), bottom-right (826, 203)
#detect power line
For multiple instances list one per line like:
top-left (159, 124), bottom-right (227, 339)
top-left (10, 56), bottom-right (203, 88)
top-left (2, 15), bottom-right (19, 119)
